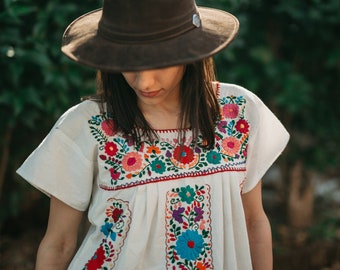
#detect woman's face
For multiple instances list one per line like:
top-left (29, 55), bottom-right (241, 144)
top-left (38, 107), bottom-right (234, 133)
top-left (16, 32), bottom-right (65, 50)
top-left (122, 65), bottom-right (185, 109)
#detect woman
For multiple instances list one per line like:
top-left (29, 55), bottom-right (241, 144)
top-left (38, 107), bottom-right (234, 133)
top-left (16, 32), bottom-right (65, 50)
top-left (17, 0), bottom-right (289, 269)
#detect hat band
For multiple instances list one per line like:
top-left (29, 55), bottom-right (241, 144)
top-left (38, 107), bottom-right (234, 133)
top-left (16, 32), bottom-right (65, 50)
top-left (98, 13), bottom-right (201, 44)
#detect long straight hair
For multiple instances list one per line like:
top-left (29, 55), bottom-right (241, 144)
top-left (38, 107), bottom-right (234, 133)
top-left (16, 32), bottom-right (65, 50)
top-left (96, 58), bottom-right (220, 149)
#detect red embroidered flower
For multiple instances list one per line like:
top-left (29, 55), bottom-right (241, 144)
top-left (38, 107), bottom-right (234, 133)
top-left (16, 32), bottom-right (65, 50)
top-left (223, 104), bottom-right (239, 119)
top-left (109, 168), bottom-right (120, 180)
top-left (85, 246), bottom-right (105, 270)
top-left (235, 119), bottom-right (249, 134)
top-left (106, 206), bottom-right (124, 222)
top-left (101, 119), bottom-right (116, 136)
top-left (104, 142), bottom-right (118, 156)
top-left (173, 145), bottom-right (194, 164)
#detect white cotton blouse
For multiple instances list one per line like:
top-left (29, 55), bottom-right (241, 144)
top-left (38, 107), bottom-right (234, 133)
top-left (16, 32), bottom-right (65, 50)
top-left (17, 83), bottom-right (289, 270)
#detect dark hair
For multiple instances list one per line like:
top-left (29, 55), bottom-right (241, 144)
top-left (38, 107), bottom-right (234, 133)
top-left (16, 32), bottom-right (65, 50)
top-left (96, 58), bottom-right (220, 149)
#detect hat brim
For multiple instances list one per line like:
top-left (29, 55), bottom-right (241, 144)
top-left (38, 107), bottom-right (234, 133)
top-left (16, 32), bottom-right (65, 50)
top-left (61, 7), bottom-right (239, 72)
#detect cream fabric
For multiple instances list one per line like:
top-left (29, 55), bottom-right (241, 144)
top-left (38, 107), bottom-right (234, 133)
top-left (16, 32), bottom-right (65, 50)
top-left (17, 83), bottom-right (289, 269)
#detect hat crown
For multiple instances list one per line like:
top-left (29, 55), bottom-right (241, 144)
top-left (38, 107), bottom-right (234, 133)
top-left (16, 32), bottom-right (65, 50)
top-left (98, 0), bottom-right (199, 43)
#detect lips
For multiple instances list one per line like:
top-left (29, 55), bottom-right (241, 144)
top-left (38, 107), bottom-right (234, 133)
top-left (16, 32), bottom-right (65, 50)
top-left (139, 90), bottom-right (161, 98)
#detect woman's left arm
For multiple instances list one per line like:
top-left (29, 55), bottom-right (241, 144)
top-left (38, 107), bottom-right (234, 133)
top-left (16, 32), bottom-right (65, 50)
top-left (242, 180), bottom-right (273, 270)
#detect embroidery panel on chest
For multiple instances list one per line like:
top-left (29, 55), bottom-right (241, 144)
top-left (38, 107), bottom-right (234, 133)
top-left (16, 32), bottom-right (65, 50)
top-left (165, 184), bottom-right (212, 269)
top-left (83, 198), bottom-right (131, 270)
top-left (88, 95), bottom-right (249, 191)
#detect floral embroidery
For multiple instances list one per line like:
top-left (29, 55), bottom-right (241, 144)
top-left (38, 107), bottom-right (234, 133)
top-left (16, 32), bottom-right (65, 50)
top-left (217, 95), bottom-right (249, 161)
top-left (223, 103), bottom-right (239, 118)
top-left (165, 184), bottom-right (212, 269)
top-left (178, 185), bottom-right (196, 204)
top-left (121, 152), bottom-right (143, 172)
top-left (105, 142), bottom-right (118, 156)
top-left (83, 198), bottom-right (131, 270)
top-left (222, 136), bottom-right (241, 156)
top-left (88, 94), bottom-right (249, 191)
top-left (101, 119), bottom-right (116, 136)
top-left (235, 119), bottom-right (249, 134)
top-left (173, 145), bottom-right (195, 164)
top-left (206, 150), bottom-right (221, 164)
top-left (86, 246), bottom-right (106, 270)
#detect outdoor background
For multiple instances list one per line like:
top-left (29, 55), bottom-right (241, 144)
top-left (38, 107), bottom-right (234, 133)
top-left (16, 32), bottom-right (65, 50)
top-left (1, 0), bottom-right (339, 269)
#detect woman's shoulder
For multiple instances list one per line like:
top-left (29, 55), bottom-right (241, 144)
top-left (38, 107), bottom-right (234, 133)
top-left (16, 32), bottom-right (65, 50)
top-left (63, 99), bottom-right (101, 117)
top-left (56, 100), bottom-right (101, 126)
top-left (50, 100), bottom-right (103, 141)
top-left (213, 82), bottom-right (265, 116)
top-left (213, 81), bottom-right (259, 101)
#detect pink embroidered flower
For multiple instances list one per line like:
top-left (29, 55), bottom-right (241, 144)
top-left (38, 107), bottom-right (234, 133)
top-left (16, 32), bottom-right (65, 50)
top-left (122, 152), bottom-right (143, 172)
top-left (85, 245), bottom-right (105, 270)
top-left (199, 219), bottom-right (206, 230)
top-left (223, 104), bottom-right (239, 118)
top-left (173, 145), bottom-right (194, 164)
top-left (235, 119), bottom-right (249, 134)
top-left (222, 137), bottom-right (241, 156)
top-left (104, 142), bottom-right (118, 156)
top-left (101, 119), bottom-right (116, 136)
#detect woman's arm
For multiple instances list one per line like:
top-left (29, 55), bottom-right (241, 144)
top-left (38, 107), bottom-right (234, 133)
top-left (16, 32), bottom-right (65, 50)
top-left (242, 180), bottom-right (273, 270)
top-left (36, 196), bottom-right (84, 270)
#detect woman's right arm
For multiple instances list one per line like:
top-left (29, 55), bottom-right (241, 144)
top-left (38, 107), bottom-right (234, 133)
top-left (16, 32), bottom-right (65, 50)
top-left (36, 196), bottom-right (84, 270)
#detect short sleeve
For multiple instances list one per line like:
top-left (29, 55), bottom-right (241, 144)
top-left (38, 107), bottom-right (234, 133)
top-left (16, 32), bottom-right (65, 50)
top-left (242, 92), bottom-right (290, 193)
top-left (16, 101), bottom-right (98, 211)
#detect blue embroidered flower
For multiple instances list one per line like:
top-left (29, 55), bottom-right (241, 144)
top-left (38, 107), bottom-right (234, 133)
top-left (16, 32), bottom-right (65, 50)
top-left (100, 222), bottom-right (113, 236)
top-left (110, 231), bottom-right (117, 241)
top-left (206, 150), bottom-right (222, 164)
top-left (175, 230), bottom-right (204, 260)
top-left (90, 115), bottom-right (102, 125)
top-left (178, 185), bottom-right (196, 204)
top-left (150, 159), bottom-right (166, 174)
top-left (173, 207), bottom-right (185, 223)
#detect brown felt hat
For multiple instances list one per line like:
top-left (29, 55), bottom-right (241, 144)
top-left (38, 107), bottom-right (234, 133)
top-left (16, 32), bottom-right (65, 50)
top-left (61, 0), bottom-right (239, 72)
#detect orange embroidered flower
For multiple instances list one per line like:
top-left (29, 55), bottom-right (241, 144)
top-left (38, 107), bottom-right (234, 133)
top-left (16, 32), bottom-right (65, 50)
top-left (222, 137), bottom-right (241, 156)
top-left (196, 262), bottom-right (207, 270)
top-left (122, 152), bottom-right (143, 172)
top-left (147, 145), bottom-right (161, 154)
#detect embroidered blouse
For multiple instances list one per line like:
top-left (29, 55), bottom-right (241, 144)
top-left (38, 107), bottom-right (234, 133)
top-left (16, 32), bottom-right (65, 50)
top-left (17, 83), bottom-right (289, 269)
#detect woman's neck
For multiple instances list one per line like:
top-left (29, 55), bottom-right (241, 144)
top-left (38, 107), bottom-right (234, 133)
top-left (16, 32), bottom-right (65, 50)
top-left (141, 104), bottom-right (181, 130)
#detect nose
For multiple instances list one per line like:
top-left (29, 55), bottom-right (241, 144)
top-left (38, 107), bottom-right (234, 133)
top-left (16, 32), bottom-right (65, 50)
top-left (133, 70), bottom-right (156, 91)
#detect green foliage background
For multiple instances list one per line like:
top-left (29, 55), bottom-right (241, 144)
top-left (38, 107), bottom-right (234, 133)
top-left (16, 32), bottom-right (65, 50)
top-left (0, 0), bottom-right (339, 266)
